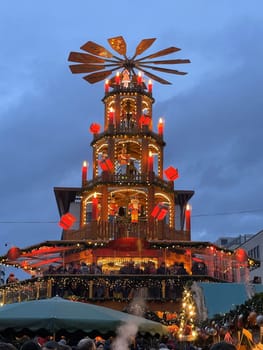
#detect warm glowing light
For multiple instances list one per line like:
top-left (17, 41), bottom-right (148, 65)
top-left (185, 203), bottom-right (191, 231)
top-left (104, 79), bottom-right (109, 93)
top-left (186, 203), bottom-right (192, 211)
top-left (148, 151), bottom-right (153, 172)
top-left (82, 160), bottom-right (88, 182)
top-left (92, 193), bottom-right (99, 220)
top-left (109, 107), bottom-right (114, 124)
top-left (137, 71), bottom-right (142, 85)
top-left (158, 118), bottom-right (164, 135)
top-left (148, 79), bottom-right (152, 93)
top-left (115, 71), bottom-right (120, 85)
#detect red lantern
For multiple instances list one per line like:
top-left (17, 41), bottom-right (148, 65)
top-left (99, 158), bottom-right (114, 172)
top-left (164, 166), bottom-right (179, 181)
top-left (139, 114), bottom-right (151, 126)
top-left (151, 203), bottom-right (169, 220)
top-left (7, 246), bottom-right (21, 260)
top-left (59, 213), bottom-right (77, 230)
top-left (235, 248), bottom-right (248, 263)
top-left (89, 123), bottom-right (101, 134)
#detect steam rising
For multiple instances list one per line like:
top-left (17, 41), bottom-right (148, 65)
top-left (112, 297), bottom-right (145, 350)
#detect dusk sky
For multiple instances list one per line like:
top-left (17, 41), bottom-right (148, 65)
top-left (1, 1), bottom-right (263, 262)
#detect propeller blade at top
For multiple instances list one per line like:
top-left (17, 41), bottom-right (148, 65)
top-left (68, 51), bottom-right (106, 64)
top-left (138, 47), bottom-right (181, 61)
top-left (139, 64), bottom-right (188, 75)
top-left (83, 69), bottom-right (114, 84)
top-left (108, 36), bottom-right (127, 56)
top-left (141, 58), bottom-right (191, 65)
top-left (134, 38), bottom-right (156, 57)
top-left (139, 68), bottom-right (172, 85)
top-left (80, 41), bottom-right (113, 58)
top-left (69, 64), bottom-right (106, 74)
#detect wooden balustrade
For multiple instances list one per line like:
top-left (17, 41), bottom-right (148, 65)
top-left (63, 221), bottom-right (189, 241)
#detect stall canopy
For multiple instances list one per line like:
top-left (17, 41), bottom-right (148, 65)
top-left (0, 296), bottom-right (168, 337)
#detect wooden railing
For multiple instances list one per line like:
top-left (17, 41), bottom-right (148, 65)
top-left (83, 173), bottom-right (173, 191)
top-left (63, 221), bottom-right (190, 241)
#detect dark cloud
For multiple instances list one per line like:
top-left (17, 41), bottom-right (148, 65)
top-left (159, 16), bottom-right (263, 240)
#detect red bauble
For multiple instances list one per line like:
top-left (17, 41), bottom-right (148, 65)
top-left (89, 123), bottom-right (101, 134)
top-left (7, 246), bottom-right (21, 260)
top-left (235, 248), bottom-right (248, 263)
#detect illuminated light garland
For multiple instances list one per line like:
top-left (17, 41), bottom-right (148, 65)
top-left (177, 286), bottom-right (197, 342)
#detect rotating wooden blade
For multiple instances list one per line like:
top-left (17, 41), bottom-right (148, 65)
top-left (138, 47), bottom-right (181, 61)
top-left (108, 36), bottom-right (127, 56)
top-left (68, 52), bottom-right (106, 64)
top-left (139, 68), bottom-right (172, 85)
top-left (80, 41), bottom-right (113, 58)
top-left (139, 64), bottom-right (187, 75)
top-left (134, 38), bottom-right (156, 57)
top-left (69, 64), bottom-right (106, 74)
top-left (83, 69), bottom-right (114, 84)
top-left (141, 58), bottom-right (191, 65)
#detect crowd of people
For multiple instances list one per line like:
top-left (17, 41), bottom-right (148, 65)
top-left (42, 261), bottom-right (200, 277)
top-left (0, 335), bottom-right (237, 350)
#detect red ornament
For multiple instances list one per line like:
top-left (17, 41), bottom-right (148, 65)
top-left (59, 213), bottom-right (77, 230)
top-left (7, 246), bottom-right (21, 260)
top-left (89, 123), bottom-right (101, 134)
top-left (235, 248), bottom-right (248, 263)
top-left (164, 166), bottom-right (179, 181)
top-left (151, 203), bottom-right (169, 220)
top-left (99, 158), bottom-right (114, 172)
top-left (139, 115), bottom-right (151, 126)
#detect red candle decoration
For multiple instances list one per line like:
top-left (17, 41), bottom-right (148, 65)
top-left (59, 213), bottom-right (77, 230)
top-left (109, 107), bottom-right (114, 124)
top-left (185, 204), bottom-right (191, 231)
top-left (148, 151), bottom-right (153, 172)
top-left (92, 193), bottom-right (99, 220)
top-left (115, 71), bottom-right (120, 85)
top-left (104, 79), bottom-right (109, 93)
top-left (158, 118), bottom-right (164, 136)
top-left (148, 79), bottom-right (152, 93)
top-left (82, 160), bottom-right (88, 183)
top-left (164, 166), bottom-right (179, 181)
top-left (137, 72), bottom-right (142, 85)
